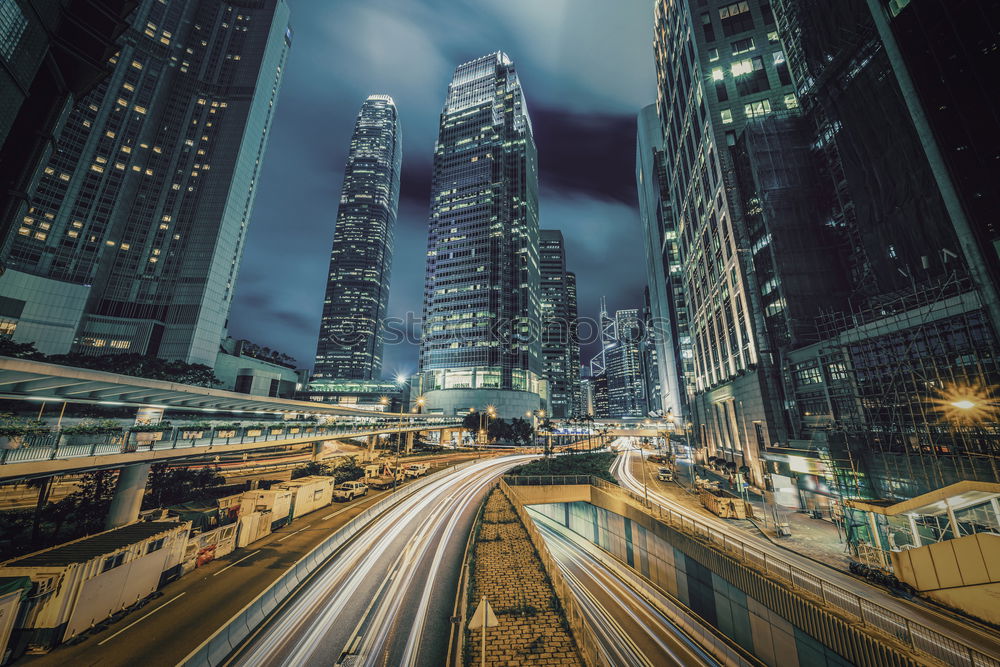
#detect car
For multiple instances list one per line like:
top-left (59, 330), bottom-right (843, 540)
top-left (403, 463), bottom-right (428, 478)
top-left (333, 480), bottom-right (369, 501)
top-left (657, 466), bottom-right (674, 482)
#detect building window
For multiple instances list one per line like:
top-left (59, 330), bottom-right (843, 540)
top-left (773, 51), bottom-right (792, 85)
top-left (0, 1), bottom-right (27, 61)
top-left (721, 109), bottom-right (733, 124)
top-left (102, 553), bottom-right (126, 572)
top-left (147, 538), bottom-right (165, 554)
top-left (744, 99), bottom-right (772, 119)
top-left (733, 56), bottom-right (769, 95)
top-left (731, 37), bottom-right (755, 55)
top-left (701, 12), bottom-right (716, 42)
top-left (708, 48), bottom-right (720, 62)
top-left (719, 1), bottom-right (753, 37)
top-left (784, 93), bottom-right (799, 109)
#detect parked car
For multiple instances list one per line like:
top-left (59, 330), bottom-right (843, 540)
top-left (403, 463), bottom-right (429, 478)
top-left (333, 480), bottom-right (369, 501)
top-left (657, 466), bottom-right (674, 482)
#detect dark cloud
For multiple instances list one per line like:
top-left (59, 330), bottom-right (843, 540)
top-left (228, 0), bottom-right (656, 375)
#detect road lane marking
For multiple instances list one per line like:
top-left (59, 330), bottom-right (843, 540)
top-left (213, 550), bottom-right (261, 576)
top-left (277, 525), bottom-right (310, 542)
top-left (97, 592), bottom-right (187, 645)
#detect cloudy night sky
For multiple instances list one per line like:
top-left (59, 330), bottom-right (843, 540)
top-left (227, 0), bottom-right (657, 378)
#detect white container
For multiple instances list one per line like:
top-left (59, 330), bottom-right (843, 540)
top-left (279, 476), bottom-right (334, 519)
top-left (242, 489), bottom-right (293, 529)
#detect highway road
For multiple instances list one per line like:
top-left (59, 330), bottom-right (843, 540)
top-left (227, 454), bottom-right (536, 667)
top-left (530, 509), bottom-right (723, 667)
top-left (611, 445), bottom-right (1000, 665)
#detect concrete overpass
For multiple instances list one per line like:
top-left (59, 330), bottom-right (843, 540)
top-left (0, 356), bottom-right (463, 526)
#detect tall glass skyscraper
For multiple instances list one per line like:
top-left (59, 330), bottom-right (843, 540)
top-left (313, 95), bottom-right (401, 382)
top-left (417, 52), bottom-right (544, 419)
top-left (540, 229), bottom-right (575, 418)
top-left (0, 0), bottom-right (291, 365)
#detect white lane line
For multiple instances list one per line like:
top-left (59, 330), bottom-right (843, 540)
top-left (212, 550), bottom-right (260, 576)
top-left (277, 525), bottom-right (310, 542)
top-left (97, 592), bottom-right (187, 646)
top-left (321, 492), bottom-right (386, 520)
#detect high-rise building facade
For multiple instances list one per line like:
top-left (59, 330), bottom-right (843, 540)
top-left (653, 0), bottom-right (805, 485)
top-left (0, 0), bottom-right (137, 260)
top-left (606, 308), bottom-right (647, 418)
top-left (0, 0), bottom-right (291, 365)
top-left (313, 95), bottom-right (401, 382)
top-left (565, 271), bottom-right (582, 415)
top-left (636, 103), bottom-right (691, 419)
top-left (768, 0), bottom-right (1000, 513)
top-left (539, 229), bottom-right (578, 418)
top-left (417, 52), bottom-right (544, 419)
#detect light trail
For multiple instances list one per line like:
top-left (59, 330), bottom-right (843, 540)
top-left (229, 455), bottom-right (536, 667)
top-left (531, 510), bottom-right (720, 667)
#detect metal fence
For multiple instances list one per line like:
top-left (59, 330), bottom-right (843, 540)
top-left (181, 459), bottom-right (476, 667)
top-left (0, 420), bottom-right (461, 467)
top-left (503, 475), bottom-right (1000, 667)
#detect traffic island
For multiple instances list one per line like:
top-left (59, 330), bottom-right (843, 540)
top-left (463, 488), bottom-right (583, 666)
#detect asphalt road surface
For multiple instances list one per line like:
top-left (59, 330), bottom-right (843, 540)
top-left (227, 455), bottom-right (536, 667)
top-left (531, 509), bottom-right (720, 666)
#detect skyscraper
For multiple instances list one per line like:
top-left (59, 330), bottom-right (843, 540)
top-left (539, 229), bottom-right (577, 418)
top-left (417, 52), bottom-right (543, 419)
top-left (652, 0), bottom-right (832, 486)
top-left (313, 95), bottom-right (401, 382)
top-left (0, 0), bottom-right (291, 366)
top-left (636, 103), bottom-right (691, 419)
top-left (605, 308), bottom-right (647, 418)
top-left (0, 0), bottom-right (136, 259)
top-left (565, 271), bottom-right (582, 415)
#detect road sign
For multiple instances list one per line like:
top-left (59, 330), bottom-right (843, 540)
top-left (468, 596), bottom-right (498, 630)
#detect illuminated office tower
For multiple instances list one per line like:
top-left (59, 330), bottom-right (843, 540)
top-left (0, 0), bottom-right (291, 365)
top-left (417, 52), bottom-right (543, 419)
top-left (313, 95), bottom-right (401, 381)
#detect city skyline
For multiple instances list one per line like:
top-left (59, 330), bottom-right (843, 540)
top-left (228, 1), bottom-right (656, 376)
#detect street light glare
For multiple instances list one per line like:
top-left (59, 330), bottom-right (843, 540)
top-left (951, 400), bottom-right (976, 410)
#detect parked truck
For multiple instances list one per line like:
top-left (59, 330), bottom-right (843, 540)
top-left (368, 467), bottom-right (404, 490)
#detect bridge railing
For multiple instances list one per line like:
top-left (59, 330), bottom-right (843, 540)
top-left (0, 420), bottom-right (462, 467)
top-left (503, 474), bottom-right (998, 667)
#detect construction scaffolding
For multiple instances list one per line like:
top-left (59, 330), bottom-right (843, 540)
top-left (810, 271), bottom-right (1000, 511)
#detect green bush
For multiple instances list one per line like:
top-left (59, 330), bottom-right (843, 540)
top-left (0, 415), bottom-right (49, 437)
top-left (129, 421), bottom-right (171, 432)
top-left (61, 419), bottom-right (123, 435)
top-left (507, 452), bottom-right (617, 483)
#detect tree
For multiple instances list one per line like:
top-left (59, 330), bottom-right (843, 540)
top-left (509, 418), bottom-right (534, 445)
top-left (143, 463), bottom-right (224, 509)
top-left (0, 338), bottom-right (44, 359)
top-left (462, 412), bottom-right (480, 442)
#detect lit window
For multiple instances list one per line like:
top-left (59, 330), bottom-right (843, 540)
top-left (721, 109), bottom-right (733, 124)
top-left (711, 68), bottom-right (724, 81)
top-left (131, 60), bottom-right (142, 69)
top-left (783, 93), bottom-right (799, 109)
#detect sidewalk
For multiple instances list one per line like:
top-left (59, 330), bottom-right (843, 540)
top-left (658, 459), bottom-right (852, 571)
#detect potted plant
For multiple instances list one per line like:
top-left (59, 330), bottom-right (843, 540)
top-left (180, 422), bottom-right (211, 439)
top-left (129, 421), bottom-right (172, 444)
top-left (0, 416), bottom-right (48, 449)
top-left (60, 419), bottom-right (123, 446)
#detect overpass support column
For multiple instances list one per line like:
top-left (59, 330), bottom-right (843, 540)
top-left (405, 431), bottom-right (415, 454)
top-left (440, 429), bottom-right (452, 446)
top-left (367, 435), bottom-right (377, 453)
top-left (106, 463), bottom-right (152, 529)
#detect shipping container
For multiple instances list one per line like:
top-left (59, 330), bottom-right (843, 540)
top-left (242, 488), bottom-right (293, 530)
top-left (279, 476), bottom-right (335, 518)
